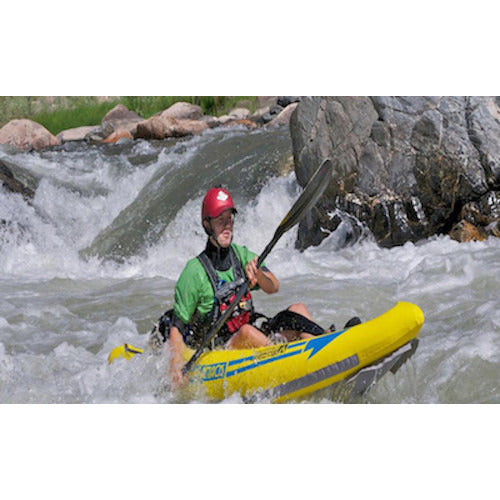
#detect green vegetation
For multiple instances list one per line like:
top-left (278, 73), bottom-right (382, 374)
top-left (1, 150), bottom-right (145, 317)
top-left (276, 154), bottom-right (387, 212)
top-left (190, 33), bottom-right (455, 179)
top-left (33, 101), bottom-right (119, 136)
top-left (0, 96), bottom-right (259, 136)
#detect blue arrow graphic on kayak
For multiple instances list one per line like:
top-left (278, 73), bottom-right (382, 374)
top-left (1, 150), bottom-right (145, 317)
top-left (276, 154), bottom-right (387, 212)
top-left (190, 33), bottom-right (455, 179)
top-left (304, 332), bottom-right (341, 359)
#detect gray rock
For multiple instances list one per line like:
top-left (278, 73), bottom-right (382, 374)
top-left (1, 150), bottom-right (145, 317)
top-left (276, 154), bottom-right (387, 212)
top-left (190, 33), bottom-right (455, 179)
top-left (277, 96), bottom-right (301, 107)
top-left (228, 108), bottom-right (251, 120)
top-left (57, 126), bottom-right (96, 142)
top-left (84, 122), bottom-right (115, 144)
top-left (266, 103), bottom-right (299, 127)
top-left (290, 96), bottom-right (500, 249)
top-left (0, 159), bottom-right (34, 199)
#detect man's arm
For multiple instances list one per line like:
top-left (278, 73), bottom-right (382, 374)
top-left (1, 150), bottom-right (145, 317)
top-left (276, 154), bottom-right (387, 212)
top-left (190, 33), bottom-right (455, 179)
top-left (245, 256), bottom-right (279, 294)
top-left (168, 326), bottom-right (188, 387)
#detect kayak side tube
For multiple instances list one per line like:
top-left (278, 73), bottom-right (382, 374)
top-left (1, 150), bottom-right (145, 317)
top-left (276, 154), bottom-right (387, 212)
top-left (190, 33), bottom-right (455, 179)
top-left (181, 301), bottom-right (424, 402)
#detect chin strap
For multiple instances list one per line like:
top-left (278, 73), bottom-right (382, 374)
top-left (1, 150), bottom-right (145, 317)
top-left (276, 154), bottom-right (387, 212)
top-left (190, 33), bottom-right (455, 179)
top-left (204, 219), bottom-right (233, 249)
top-left (205, 220), bottom-right (220, 248)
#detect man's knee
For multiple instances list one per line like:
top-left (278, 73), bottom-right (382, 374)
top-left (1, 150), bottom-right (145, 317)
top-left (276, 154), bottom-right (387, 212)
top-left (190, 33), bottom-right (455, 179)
top-left (241, 323), bottom-right (258, 334)
top-left (228, 323), bottom-right (268, 349)
top-left (288, 303), bottom-right (308, 315)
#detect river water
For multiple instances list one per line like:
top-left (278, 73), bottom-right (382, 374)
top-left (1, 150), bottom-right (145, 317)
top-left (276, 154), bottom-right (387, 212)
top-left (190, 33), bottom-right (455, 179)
top-left (1, 125), bottom-right (499, 403)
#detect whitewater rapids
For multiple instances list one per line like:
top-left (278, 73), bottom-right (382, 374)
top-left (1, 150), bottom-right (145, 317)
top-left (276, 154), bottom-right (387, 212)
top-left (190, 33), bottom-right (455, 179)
top-left (1, 126), bottom-right (499, 403)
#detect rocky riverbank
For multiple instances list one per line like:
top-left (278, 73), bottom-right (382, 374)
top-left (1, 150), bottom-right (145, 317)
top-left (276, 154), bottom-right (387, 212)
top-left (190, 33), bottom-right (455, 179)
top-left (0, 97), bottom-right (301, 151)
top-left (3, 96), bottom-right (499, 247)
top-left (290, 97), bottom-right (500, 246)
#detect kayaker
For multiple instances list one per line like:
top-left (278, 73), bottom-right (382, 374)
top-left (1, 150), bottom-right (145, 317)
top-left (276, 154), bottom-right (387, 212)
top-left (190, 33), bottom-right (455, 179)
top-left (167, 185), bottom-right (317, 386)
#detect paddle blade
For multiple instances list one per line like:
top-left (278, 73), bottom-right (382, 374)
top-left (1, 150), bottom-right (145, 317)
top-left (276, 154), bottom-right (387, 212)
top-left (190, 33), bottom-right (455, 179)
top-left (258, 158), bottom-right (333, 267)
top-left (108, 344), bottom-right (144, 364)
top-left (184, 157), bottom-right (333, 374)
top-left (280, 158), bottom-right (332, 234)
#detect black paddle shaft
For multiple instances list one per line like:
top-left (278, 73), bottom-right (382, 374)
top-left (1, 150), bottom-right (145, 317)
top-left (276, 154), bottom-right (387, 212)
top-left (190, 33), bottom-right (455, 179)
top-left (182, 158), bottom-right (333, 375)
top-left (257, 158), bottom-right (332, 268)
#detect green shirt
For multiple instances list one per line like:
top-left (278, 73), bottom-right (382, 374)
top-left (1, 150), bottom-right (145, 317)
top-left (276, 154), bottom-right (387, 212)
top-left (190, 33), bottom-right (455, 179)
top-left (173, 243), bottom-right (261, 326)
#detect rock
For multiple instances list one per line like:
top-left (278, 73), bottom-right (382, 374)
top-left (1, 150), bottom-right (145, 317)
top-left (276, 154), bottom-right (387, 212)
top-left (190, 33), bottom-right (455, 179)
top-left (222, 119), bottom-right (258, 129)
top-left (134, 116), bottom-right (208, 139)
top-left (171, 118), bottom-right (209, 137)
top-left (201, 115), bottom-right (220, 128)
top-left (101, 104), bottom-right (143, 136)
top-left (216, 115), bottom-right (233, 126)
top-left (102, 104), bottom-right (142, 123)
top-left (0, 119), bottom-right (61, 151)
top-left (0, 160), bottom-right (34, 199)
top-left (262, 104), bottom-right (284, 124)
top-left (160, 102), bottom-right (204, 121)
top-left (102, 129), bottom-right (134, 143)
top-left (449, 220), bottom-right (487, 242)
top-left (459, 190), bottom-right (500, 227)
top-left (228, 108), bottom-right (251, 120)
top-left (84, 122), bottom-right (115, 144)
top-left (57, 126), bottom-right (96, 142)
top-left (251, 106), bottom-right (271, 124)
top-left (486, 220), bottom-right (500, 237)
top-left (290, 96), bottom-right (500, 249)
top-left (277, 96), bottom-right (301, 107)
top-left (134, 116), bottom-right (173, 139)
top-left (267, 103), bottom-right (299, 127)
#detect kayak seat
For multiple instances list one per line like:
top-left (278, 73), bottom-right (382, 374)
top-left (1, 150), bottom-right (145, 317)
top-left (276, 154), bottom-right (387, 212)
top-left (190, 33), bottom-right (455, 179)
top-left (344, 316), bottom-right (362, 328)
top-left (261, 309), bottom-right (325, 336)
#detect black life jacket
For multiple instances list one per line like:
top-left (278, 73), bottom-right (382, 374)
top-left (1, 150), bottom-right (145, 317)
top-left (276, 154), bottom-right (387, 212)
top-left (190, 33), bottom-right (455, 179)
top-left (197, 245), bottom-right (254, 339)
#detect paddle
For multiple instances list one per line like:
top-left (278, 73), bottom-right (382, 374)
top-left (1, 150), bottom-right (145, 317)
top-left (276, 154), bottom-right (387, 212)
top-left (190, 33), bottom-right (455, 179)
top-left (181, 157), bottom-right (333, 374)
top-left (108, 343), bottom-right (144, 364)
top-left (108, 158), bottom-right (333, 366)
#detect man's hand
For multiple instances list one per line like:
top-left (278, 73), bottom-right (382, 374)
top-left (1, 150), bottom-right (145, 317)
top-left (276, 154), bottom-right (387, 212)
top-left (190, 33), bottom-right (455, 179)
top-left (168, 326), bottom-right (189, 389)
top-left (245, 256), bottom-right (259, 288)
top-left (169, 360), bottom-right (189, 389)
top-left (245, 256), bottom-right (279, 294)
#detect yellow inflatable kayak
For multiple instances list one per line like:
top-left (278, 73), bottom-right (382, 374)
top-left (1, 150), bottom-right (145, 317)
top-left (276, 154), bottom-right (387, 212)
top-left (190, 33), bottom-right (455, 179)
top-left (180, 301), bottom-right (424, 402)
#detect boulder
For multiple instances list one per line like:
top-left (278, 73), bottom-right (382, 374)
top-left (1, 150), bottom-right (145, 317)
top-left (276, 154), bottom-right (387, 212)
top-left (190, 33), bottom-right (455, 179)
top-left (201, 115), bottom-right (220, 128)
top-left (228, 108), bottom-right (251, 120)
top-left (134, 116), bottom-right (173, 139)
top-left (222, 119), bottom-right (258, 129)
top-left (262, 104), bottom-right (284, 124)
top-left (267, 103), bottom-right (299, 127)
top-left (290, 97), bottom-right (500, 249)
top-left (0, 119), bottom-right (61, 151)
top-left (171, 118), bottom-right (209, 137)
top-left (277, 96), bottom-right (301, 107)
top-left (57, 126), bottom-right (96, 142)
top-left (101, 104), bottom-right (143, 136)
top-left (102, 104), bottom-right (142, 123)
top-left (251, 106), bottom-right (271, 124)
top-left (102, 129), bottom-right (134, 143)
top-left (84, 122), bottom-right (115, 144)
top-left (0, 160), bottom-right (34, 199)
top-left (216, 115), bottom-right (234, 126)
top-left (449, 220), bottom-right (487, 242)
top-left (134, 116), bottom-right (208, 139)
top-left (160, 102), bottom-right (204, 121)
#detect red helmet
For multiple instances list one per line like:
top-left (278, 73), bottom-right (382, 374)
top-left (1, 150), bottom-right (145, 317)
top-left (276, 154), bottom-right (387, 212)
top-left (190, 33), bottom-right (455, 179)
top-left (201, 186), bottom-right (237, 221)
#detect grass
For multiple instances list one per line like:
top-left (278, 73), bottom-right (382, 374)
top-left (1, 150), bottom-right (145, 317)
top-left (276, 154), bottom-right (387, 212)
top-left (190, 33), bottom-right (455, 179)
top-left (33, 102), bottom-right (119, 135)
top-left (0, 96), bottom-right (259, 136)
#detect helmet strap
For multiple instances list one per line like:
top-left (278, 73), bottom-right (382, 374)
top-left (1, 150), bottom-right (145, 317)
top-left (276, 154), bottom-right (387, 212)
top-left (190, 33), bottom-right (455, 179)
top-left (204, 219), bottom-right (233, 249)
